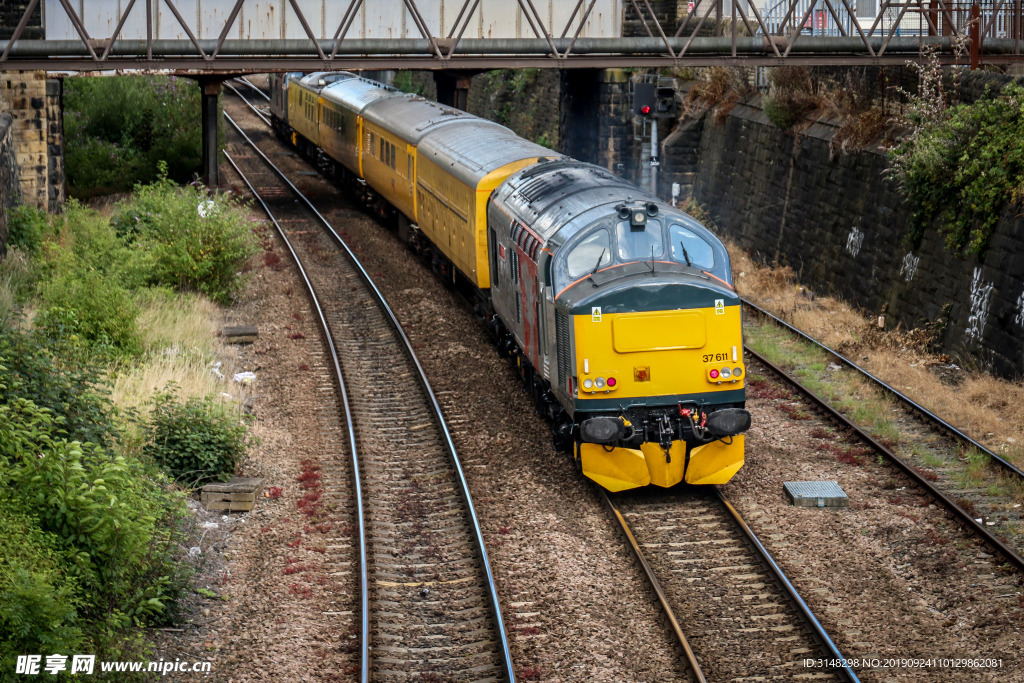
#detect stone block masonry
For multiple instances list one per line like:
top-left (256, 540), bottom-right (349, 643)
top-left (662, 75), bottom-right (1024, 376)
top-left (0, 71), bottom-right (64, 214)
top-left (0, 112), bottom-right (21, 253)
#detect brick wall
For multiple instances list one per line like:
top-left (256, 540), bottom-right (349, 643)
top-left (662, 79), bottom-right (1024, 376)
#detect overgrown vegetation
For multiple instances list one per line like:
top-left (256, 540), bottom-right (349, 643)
top-left (683, 66), bottom-right (751, 123)
top-left (64, 76), bottom-right (202, 196)
top-left (888, 46), bottom-right (1022, 255)
top-left (113, 167), bottom-right (258, 303)
top-left (0, 176), bottom-right (258, 664)
top-left (762, 66), bottom-right (822, 130)
top-left (144, 389), bottom-right (251, 486)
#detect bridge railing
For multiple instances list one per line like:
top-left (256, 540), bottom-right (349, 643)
top-left (1, 0), bottom-right (1022, 70)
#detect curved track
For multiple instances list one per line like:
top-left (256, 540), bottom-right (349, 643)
top-left (606, 487), bottom-right (859, 682)
top-left (222, 101), bottom-right (515, 682)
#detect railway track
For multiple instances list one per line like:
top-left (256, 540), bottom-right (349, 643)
top-left (606, 487), bottom-right (858, 682)
top-left (741, 303), bottom-right (1024, 573)
top-left (221, 98), bottom-right (515, 681)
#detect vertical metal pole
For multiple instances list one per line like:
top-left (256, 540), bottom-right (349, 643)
top-left (650, 118), bottom-right (659, 196)
top-left (970, 3), bottom-right (980, 69)
top-left (200, 79), bottom-right (221, 186)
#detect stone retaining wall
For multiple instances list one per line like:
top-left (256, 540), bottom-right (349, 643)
top-left (663, 79), bottom-right (1024, 375)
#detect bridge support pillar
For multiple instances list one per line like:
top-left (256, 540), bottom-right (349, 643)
top-left (199, 78), bottom-right (221, 187)
top-left (433, 72), bottom-right (471, 111)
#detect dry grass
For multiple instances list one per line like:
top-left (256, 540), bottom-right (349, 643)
top-left (730, 239), bottom-right (1024, 465)
top-left (111, 290), bottom-right (245, 413)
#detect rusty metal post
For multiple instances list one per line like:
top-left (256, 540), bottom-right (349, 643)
top-left (928, 0), bottom-right (937, 36)
top-left (200, 78), bottom-right (222, 186)
top-left (970, 3), bottom-right (980, 69)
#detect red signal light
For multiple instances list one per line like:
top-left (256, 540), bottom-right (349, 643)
top-left (640, 105), bottom-right (651, 115)
top-left (710, 369), bottom-right (720, 379)
top-left (607, 377), bottom-right (616, 387)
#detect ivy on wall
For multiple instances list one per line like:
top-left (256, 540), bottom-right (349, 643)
top-left (889, 81), bottom-right (1024, 256)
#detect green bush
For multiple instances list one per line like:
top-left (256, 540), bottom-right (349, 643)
top-left (7, 204), bottom-right (50, 253)
top-left (762, 66), bottom-right (821, 130)
top-left (0, 349), bottom-right (193, 657)
top-left (64, 76), bottom-right (202, 195)
top-left (0, 329), bottom-right (119, 447)
top-left (143, 389), bottom-right (250, 486)
top-left (113, 171), bottom-right (258, 303)
top-left (37, 278), bottom-right (141, 358)
top-left (889, 82), bottom-right (1024, 254)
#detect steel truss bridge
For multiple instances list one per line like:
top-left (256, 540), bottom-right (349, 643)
top-left (0, 0), bottom-right (1022, 73)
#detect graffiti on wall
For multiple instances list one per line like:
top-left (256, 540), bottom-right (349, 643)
top-left (965, 267), bottom-right (994, 343)
top-left (899, 252), bottom-right (920, 282)
top-left (845, 226), bottom-right (864, 257)
top-left (1016, 290), bottom-right (1024, 327)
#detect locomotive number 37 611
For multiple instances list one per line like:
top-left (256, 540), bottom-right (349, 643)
top-left (702, 351), bottom-right (730, 363)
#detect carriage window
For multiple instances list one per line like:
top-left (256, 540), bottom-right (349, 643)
top-left (369, 132), bottom-right (375, 154)
top-left (565, 229), bottom-right (611, 279)
top-left (616, 219), bottom-right (663, 261)
top-left (669, 224), bottom-right (715, 269)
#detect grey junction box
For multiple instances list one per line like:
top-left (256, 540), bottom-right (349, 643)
top-left (784, 481), bottom-right (849, 508)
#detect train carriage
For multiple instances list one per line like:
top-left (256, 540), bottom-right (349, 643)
top-left (318, 77), bottom-right (397, 178)
top-left (415, 123), bottom-right (551, 289)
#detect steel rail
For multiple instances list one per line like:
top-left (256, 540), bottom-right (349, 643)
top-left (713, 487), bottom-right (860, 682)
top-left (745, 346), bottom-right (1024, 573)
top-left (742, 299), bottom-right (1024, 479)
top-left (236, 76), bottom-right (270, 100)
top-left (223, 108), bottom-right (517, 682)
top-left (221, 149), bottom-right (370, 683)
top-left (601, 490), bottom-right (708, 682)
top-left (224, 81), bottom-right (270, 124)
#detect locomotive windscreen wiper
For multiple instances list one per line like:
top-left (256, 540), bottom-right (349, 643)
top-left (679, 240), bottom-right (693, 267)
top-left (591, 248), bottom-right (607, 275)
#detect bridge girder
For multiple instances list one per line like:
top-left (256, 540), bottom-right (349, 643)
top-left (0, 0), bottom-right (1021, 72)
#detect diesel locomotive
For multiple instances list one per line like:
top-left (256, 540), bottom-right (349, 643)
top-left (268, 71), bottom-right (751, 492)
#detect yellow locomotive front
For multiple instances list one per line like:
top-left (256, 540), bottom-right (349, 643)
top-left (488, 160), bottom-right (751, 492)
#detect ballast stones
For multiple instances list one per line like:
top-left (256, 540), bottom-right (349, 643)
top-left (784, 481), bottom-right (848, 508)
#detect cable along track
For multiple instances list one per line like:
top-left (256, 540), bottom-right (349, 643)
top-left (606, 487), bottom-right (858, 682)
top-left (222, 107), bottom-right (514, 682)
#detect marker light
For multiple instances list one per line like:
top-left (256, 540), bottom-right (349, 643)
top-left (720, 367), bottom-right (732, 379)
top-left (607, 377), bottom-right (617, 387)
top-left (709, 369), bottom-right (720, 379)
top-left (583, 379), bottom-right (594, 389)
top-left (595, 377), bottom-right (606, 388)
top-left (733, 367), bottom-right (743, 378)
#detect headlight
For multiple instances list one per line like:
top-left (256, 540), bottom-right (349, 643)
top-left (595, 377), bottom-right (606, 388)
top-left (583, 379), bottom-right (594, 389)
top-left (732, 367), bottom-right (743, 378)
top-left (720, 367), bottom-right (732, 379)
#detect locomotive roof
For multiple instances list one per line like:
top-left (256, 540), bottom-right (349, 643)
top-left (418, 122), bottom-right (556, 188)
top-left (361, 95), bottom-right (476, 144)
top-left (497, 159), bottom-right (662, 240)
top-left (320, 77), bottom-right (398, 113)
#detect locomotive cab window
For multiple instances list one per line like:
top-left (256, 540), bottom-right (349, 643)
top-left (563, 229), bottom-right (611, 281)
top-left (616, 219), bottom-right (663, 261)
top-left (669, 224), bottom-right (715, 269)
